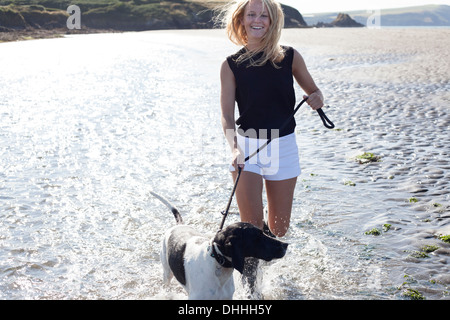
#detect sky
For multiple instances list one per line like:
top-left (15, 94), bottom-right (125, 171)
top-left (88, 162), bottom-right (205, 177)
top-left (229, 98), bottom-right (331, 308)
top-left (280, 0), bottom-right (450, 13)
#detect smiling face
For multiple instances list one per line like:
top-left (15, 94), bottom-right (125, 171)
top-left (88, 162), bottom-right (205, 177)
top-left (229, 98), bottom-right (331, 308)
top-left (241, 0), bottom-right (271, 48)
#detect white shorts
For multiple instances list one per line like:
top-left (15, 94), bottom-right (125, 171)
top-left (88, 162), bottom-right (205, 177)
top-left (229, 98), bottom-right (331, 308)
top-left (229, 132), bottom-right (301, 181)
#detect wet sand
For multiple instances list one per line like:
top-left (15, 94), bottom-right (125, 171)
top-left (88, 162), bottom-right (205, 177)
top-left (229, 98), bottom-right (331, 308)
top-left (279, 28), bottom-right (450, 299)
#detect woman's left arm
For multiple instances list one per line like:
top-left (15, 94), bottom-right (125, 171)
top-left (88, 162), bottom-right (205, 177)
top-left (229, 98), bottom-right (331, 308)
top-left (292, 48), bottom-right (324, 110)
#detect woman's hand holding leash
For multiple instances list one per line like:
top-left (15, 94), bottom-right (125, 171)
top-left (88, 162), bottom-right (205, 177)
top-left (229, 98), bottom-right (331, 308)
top-left (304, 92), bottom-right (335, 129)
top-left (232, 148), bottom-right (245, 171)
top-left (303, 90), bottom-right (324, 111)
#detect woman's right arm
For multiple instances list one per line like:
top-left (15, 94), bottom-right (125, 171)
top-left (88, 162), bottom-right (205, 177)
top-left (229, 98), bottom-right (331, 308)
top-left (220, 60), bottom-right (243, 169)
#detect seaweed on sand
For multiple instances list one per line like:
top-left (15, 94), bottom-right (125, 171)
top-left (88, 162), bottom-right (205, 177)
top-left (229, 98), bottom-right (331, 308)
top-left (355, 152), bottom-right (381, 164)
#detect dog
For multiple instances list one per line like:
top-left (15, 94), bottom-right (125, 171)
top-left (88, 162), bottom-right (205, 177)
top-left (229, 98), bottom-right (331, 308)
top-left (151, 191), bottom-right (288, 300)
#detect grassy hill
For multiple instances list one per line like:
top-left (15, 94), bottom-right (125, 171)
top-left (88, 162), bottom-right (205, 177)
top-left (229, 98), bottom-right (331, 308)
top-left (0, 0), bottom-right (306, 33)
top-left (304, 5), bottom-right (450, 27)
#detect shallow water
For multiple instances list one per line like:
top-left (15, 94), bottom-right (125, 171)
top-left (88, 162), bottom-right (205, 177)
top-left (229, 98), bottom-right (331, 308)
top-left (0, 28), bottom-right (449, 300)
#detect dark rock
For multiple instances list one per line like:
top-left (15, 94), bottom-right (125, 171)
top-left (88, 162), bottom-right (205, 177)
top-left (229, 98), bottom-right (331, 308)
top-left (332, 13), bottom-right (365, 27)
top-left (281, 4), bottom-right (308, 28)
top-left (315, 13), bottom-right (365, 28)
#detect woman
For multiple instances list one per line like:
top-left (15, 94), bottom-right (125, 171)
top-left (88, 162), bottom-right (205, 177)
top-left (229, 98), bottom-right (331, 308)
top-left (220, 0), bottom-right (324, 238)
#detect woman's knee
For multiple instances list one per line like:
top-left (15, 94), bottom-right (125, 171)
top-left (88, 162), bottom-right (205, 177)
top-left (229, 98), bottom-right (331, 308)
top-left (268, 215), bottom-right (290, 237)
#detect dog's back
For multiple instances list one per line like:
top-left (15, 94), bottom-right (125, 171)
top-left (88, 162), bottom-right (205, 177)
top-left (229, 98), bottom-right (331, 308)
top-left (162, 225), bottom-right (207, 286)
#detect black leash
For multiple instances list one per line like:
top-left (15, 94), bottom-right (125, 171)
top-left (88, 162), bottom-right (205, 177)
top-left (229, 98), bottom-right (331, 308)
top-left (317, 108), bottom-right (335, 129)
top-left (219, 97), bottom-right (335, 231)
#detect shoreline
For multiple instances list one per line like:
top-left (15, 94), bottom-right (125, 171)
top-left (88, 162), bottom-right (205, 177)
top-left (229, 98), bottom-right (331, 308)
top-left (0, 28), bottom-right (121, 43)
top-left (2, 25), bottom-right (450, 44)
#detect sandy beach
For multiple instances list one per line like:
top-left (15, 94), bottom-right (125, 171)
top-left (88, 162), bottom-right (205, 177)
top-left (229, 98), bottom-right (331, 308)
top-left (289, 27), bottom-right (450, 85)
top-left (0, 28), bottom-right (449, 300)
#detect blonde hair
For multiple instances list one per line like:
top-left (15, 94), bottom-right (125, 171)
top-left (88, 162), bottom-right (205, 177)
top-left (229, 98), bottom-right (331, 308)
top-left (219, 0), bottom-right (285, 67)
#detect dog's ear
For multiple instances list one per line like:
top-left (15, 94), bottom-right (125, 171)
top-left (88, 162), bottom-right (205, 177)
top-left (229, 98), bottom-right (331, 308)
top-left (229, 237), bottom-right (245, 274)
top-left (231, 246), bottom-right (245, 274)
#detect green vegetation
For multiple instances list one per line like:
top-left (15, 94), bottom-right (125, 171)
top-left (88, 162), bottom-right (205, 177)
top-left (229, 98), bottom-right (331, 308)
top-left (364, 223), bottom-right (393, 236)
top-left (405, 244), bottom-right (439, 259)
top-left (0, 0), bottom-right (217, 30)
top-left (408, 250), bottom-right (429, 258)
top-left (439, 234), bottom-right (450, 243)
top-left (355, 152), bottom-right (381, 164)
top-left (408, 197), bottom-right (418, 203)
top-left (402, 288), bottom-right (426, 300)
top-left (343, 180), bottom-right (356, 186)
top-left (364, 228), bottom-right (381, 236)
top-left (398, 275), bottom-right (426, 300)
top-left (0, 0), bottom-right (306, 34)
top-left (397, 273), bottom-right (450, 300)
top-left (0, 3), bottom-right (67, 29)
top-left (421, 245), bottom-right (439, 253)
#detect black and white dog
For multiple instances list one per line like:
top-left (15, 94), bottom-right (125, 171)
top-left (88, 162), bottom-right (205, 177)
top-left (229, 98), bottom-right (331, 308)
top-left (151, 191), bottom-right (288, 300)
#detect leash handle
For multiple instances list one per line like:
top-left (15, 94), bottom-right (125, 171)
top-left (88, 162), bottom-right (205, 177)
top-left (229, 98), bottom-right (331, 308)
top-left (304, 95), bottom-right (335, 129)
top-left (317, 108), bottom-right (335, 129)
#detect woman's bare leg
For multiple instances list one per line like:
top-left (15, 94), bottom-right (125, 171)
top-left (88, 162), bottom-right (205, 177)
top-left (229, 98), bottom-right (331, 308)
top-left (231, 170), bottom-right (264, 229)
top-left (265, 177), bottom-right (297, 237)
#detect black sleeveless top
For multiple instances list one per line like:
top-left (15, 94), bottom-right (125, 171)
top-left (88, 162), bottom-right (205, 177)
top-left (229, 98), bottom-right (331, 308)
top-left (227, 46), bottom-right (296, 138)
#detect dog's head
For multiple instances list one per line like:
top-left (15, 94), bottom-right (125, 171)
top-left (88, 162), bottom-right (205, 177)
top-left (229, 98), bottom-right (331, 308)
top-left (213, 222), bottom-right (288, 274)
